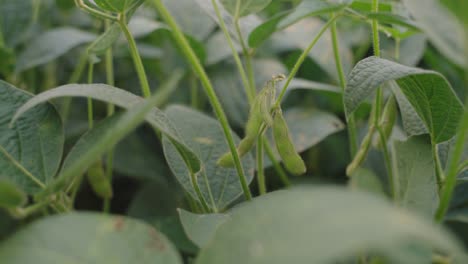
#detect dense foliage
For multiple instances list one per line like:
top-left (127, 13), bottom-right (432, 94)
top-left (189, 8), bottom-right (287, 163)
top-left (0, 0), bottom-right (467, 263)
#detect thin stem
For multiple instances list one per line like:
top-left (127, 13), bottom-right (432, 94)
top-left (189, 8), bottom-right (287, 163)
top-left (275, 17), bottom-right (338, 106)
top-left (10, 198), bottom-right (52, 219)
top-left (435, 109), bottom-right (468, 222)
top-left (118, 14), bottom-right (152, 98)
top-left (330, 13), bottom-right (358, 157)
top-left (257, 136), bottom-right (266, 195)
top-left (432, 142), bottom-right (445, 188)
top-left (371, 0), bottom-right (382, 128)
top-left (152, 0), bottom-right (252, 200)
top-left (87, 61), bottom-right (94, 129)
top-left (377, 126), bottom-right (395, 199)
top-left (211, 0), bottom-right (254, 103)
top-left (234, 19), bottom-right (256, 99)
top-left (264, 138), bottom-right (291, 187)
top-left (62, 52), bottom-right (88, 120)
top-left (103, 19), bottom-right (115, 214)
top-left (190, 171), bottom-right (211, 213)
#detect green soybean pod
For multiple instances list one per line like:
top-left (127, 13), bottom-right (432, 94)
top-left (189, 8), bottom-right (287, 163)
top-left (87, 161), bottom-right (113, 199)
top-left (273, 109), bottom-right (306, 175)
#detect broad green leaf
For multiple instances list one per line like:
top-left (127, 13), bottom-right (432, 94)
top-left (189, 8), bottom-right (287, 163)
top-left (162, 105), bottom-right (255, 211)
top-left (284, 78), bottom-right (340, 93)
top-left (277, 0), bottom-right (351, 29)
top-left (196, 187), bottom-right (466, 263)
top-left (194, 0), bottom-right (262, 41)
top-left (127, 182), bottom-right (198, 253)
top-left (264, 107), bottom-right (344, 168)
top-left (94, 0), bottom-right (142, 13)
top-left (401, 0), bottom-right (466, 67)
top-left (349, 167), bottom-right (385, 196)
top-left (0, 180), bottom-right (26, 209)
top-left (220, 0), bottom-right (272, 17)
top-left (16, 27), bottom-right (97, 72)
top-left (393, 136), bottom-right (439, 217)
top-left (441, 0), bottom-right (468, 26)
top-left (113, 131), bottom-right (171, 180)
top-left (11, 84), bottom-right (201, 188)
top-left (391, 85), bottom-right (428, 137)
top-left (205, 31), bottom-right (242, 65)
top-left (163, 0), bottom-right (217, 41)
top-left (0, 0), bottom-right (33, 48)
top-left (88, 23), bottom-right (121, 55)
top-left (178, 209), bottom-right (229, 248)
top-left (0, 212), bottom-right (182, 263)
top-left (269, 18), bottom-right (353, 81)
top-left (0, 81), bottom-right (63, 194)
top-left (248, 0), bottom-right (349, 48)
top-left (124, 16), bottom-right (207, 64)
top-left (344, 56), bottom-right (463, 143)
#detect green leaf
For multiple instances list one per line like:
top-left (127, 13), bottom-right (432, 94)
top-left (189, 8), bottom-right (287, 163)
top-left (162, 105), bottom-right (255, 211)
top-left (401, 0), bottom-right (466, 67)
top-left (344, 56), bottom-right (464, 143)
top-left (220, 0), bottom-right (272, 17)
top-left (196, 187), bottom-right (466, 263)
top-left (0, 180), bottom-right (26, 209)
top-left (0, 81), bottom-right (63, 194)
top-left (10, 84), bottom-right (201, 193)
top-left (178, 209), bottom-right (229, 248)
top-left (113, 131), bottom-right (171, 180)
top-left (349, 167), bottom-right (385, 196)
top-left (441, 0), bottom-right (468, 26)
top-left (277, 0), bottom-right (350, 29)
top-left (0, 212), bottom-right (182, 263)
top-left (264, 107), bottom-right (344, 168)
top-left (0, 0), bottom-right (34, 48)
top-left (94, 0), bottom-right (142, 13)
top-left (16, 27), bottom-right (97, 72)
top-left (248, 0), bottom-right (349, 48)
top-left (393, 136), bottom-right (439, 217)
top-left (127, 182), bottom-right (198, 253)
top-left (87, 23), bottom-right (121, 55)
top-left (163, 0), bottom-right (217, 41)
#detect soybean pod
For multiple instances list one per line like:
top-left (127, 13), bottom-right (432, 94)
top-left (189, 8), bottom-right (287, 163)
top-left (87, 161), bottom-right (113, 199)
top-left (273, 108), bottom-right (306, 176)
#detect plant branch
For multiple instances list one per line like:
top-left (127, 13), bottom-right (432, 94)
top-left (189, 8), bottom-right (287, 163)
top-left (118, 13), bottom-right (152, 98)
top-left (330, 13), bottom-right (358, 157)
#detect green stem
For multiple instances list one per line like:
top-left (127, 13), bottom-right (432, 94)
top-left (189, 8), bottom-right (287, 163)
top-left (377, 126), bottom-right (395, 199)
top-left (330, 13), bottom-right (358, 157)
top-left (432, 142), bottom-right (445, 188)
top-left (371, 0), bottom-right (382, 129)
top-left (435, 109), bottom-right (468, 222)
top-left (118, 14), bottom-right (152, 98)
top-left (257, 136), bottom-right (266, 195)
top-left (10, 199), bottom-right (52, 219)
top-left (103, 19), bottom-right (115, 214)
top-left (264, 138), bottom-right (291, 187)
top-left (275, 17), bottom-right (338, 107)
top-left (87, 61), bottom-right (94, 129)
top-left (211, 0), bottom-right (254, 103)
top-left (152, 0), bottom-right (252, 201)
top-left (190, 171), bottom-right (211, 213)
top-left (63, 52), bottom-right (88, 121)
top-left (234, 19), bottom-right (256, 99)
